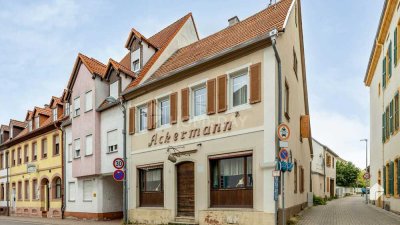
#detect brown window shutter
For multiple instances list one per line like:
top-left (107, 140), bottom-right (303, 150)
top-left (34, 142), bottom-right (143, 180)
top-left (170, 92), bottom-right (178, 124)
top-left (147, 100), bottom-right (156, 130)
top-left (217, 74), bottom-right (227, 113)
top-left (300, 115), bottom-right (310, 138)
top-left (250, 62), bottom-right (261, 104)
top-left (207, 79), bottom-right (216, 115)
top-left (181, 88), bottom-right (189, 121)
top-left (129, 107), bottom-right (135, 134)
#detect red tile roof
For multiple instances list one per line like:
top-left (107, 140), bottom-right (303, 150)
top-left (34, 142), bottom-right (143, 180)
top-left (34, 106), bottom-right (51, 117)
top-left (78, 53), bottom-right (107, 78)
top-left (106, 58), bottom-right (136, 78)
top-left (10, 119), bottom-right (27, 128)
top-left (148, 0), bottom-right (291, 81)
top-left (124, 13), bottom-right (193, 89)
top-left (50, 96), bottom-right (62, 108)
top-left (0, 125), bottom-right (9, 132)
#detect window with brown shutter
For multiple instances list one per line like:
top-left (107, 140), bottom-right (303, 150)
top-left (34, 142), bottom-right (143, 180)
top-left (129, 107), bottom-right (135, 134)
top-left (147, 100), bottom-right (156, 130)
top-left (250, 63), bottom-right (261, 104)
top-left (300, 115), bottom-right (310, 138)
top-left (217, 75), bottom-right (227, 112)
top-left (170, 92), bottom-right (177, 124)
top-left (181, 88), bottom-right (189, 121)
top-left (207, 79), bottom-right (216, 115)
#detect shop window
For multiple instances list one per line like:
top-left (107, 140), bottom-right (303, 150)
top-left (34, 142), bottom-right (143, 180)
top-left (139, 167), bottom-right (164, 207)
top-left (210, 153), bottom-right (253, 208)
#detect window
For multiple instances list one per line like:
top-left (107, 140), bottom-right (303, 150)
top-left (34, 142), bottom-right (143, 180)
top-left (139, 167), bottom-right (163, 207)
top-left (11, 149), bottom-right (15, 166)
top-left (326, 154), bottom-right (331, 167)
top-left (294, 160), bottom-right (298, 193)
top-left (284, 81), bottom-right (290, 120)
top-left (210, 154), bottom-right (253, 207)
top-left (18, 181), bottom-right (22, 200)
top-left (83, 180), bottom-right (93, 201)
top-left (300, 166), bottom-right (305, 193)
top-left (85, 91), bottom-right (93, 112)
top-left (158, 97), bottom-right (170, 126)
top-left (24, 180), bottom-right (29, 200)
top-left (395, 28), bottom-right (398, 66)
top-left (230, 70), bottom-right (248, 108)
top-left (383, 112), bottom-right (386, 143)
top-left (386, 107), bottom-right (390, 138)
top-left (132, 59), bottom-right (140, 72)
top-left (107, 130), bottom-right (118, 153)
top-left (85, 135), bottom-right (93, 156)
top-left (192, 85), bottom-right (206, 117)
top-left (395, 159), bottom-right (399, 197)
top-left (74, 139), bottom-right (81, 158)
top-left (390, 100), bottom-right (394, 135)
top-left (32, 143), bottom-right (37, 161)
top-left (28, 120), bottom-right (32, 132)
top-left (293, 48), bottom-right (298, 78)
top-left (65, 103), bottom-right (70, 116)
top-left (110, 82), bottom-right (119, 99)
top-left (52, 108), bottom-right (58, 121)
top-left (68, 144), bottom-right (72, 162)
top-left (396, 93), bottom-right (400, 131)
top-left (383, 56), bottom-right (387, 89)
top-left (74, 97), bottom-right (80, 117)
top-left (0, 153), bottom-right (3, 169)
top-left (42, 139), bottom-right (47, 159)
top-left (138, 105), bottom-right (148, 131)
top-left (34, 116), bottom-right (39, 129)
top-left (388, 42), bottom-right (393, 78)
top-left (68, 182), bottom-right (76, 201)
top-left (54, 178), bottom-right (62, 199)
top-left (54, 135), bottom-right (60, 156)
top-left (17, 148), bottom-right (21, 165)
top-left (24, 145), bottom-right (28, 163)
top-left (0, 183), bottom-right (4, 201)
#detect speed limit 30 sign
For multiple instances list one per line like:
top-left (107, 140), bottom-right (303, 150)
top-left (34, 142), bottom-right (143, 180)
top-left (113, 158), bottom-right (125, 170)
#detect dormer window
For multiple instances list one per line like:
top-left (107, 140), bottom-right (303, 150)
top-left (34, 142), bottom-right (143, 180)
top-left (65, 103), bottom-right (70, 116)
top-left (28, 120), bottom-right (32, 132)
top-left (132, 59), bottom-right (140, 72)
top-left (110, 82), bottom-right (119, 99)
top-left (52, 108), bottom-right (58, 121)
top-left (34, 116), bottom-right (40, 129)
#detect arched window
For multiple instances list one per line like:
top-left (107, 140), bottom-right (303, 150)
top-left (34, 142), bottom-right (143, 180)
top-left (52, 177), bottom-right (62, 199)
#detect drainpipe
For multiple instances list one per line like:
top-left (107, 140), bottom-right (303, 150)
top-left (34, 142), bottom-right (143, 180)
top-left (122, 104), bottom-right (127, 224)
top-left (55, 121), bottom-right (65, 219)
top-left (271, 29), bottom-right (283, 225)
top-left (6, 151), bottom-right (9, 216)
top-left (323, 149), bottom-right (326, 198)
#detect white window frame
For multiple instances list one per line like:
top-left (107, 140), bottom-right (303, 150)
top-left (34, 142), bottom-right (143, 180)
top-left (74, 97), bottom-right (81, 117)
top-left (65, 103), bottom-right (70, 116)
top-left (28, 120), bottom-right (32, 132)
top-left (228, 66), bottom-right (250, 110)
top-left (191, 83), bottom-right (207, 119)
top-left (107, 129), bottom-right (118, 153)
top-left (85, 134), bottom-right (93, 156)
top-left (85, 90), bottom-right (93, 112)
top-left (52, 108), bottom-right (58, 121)
top-left (68, 143), bottom-right (72, 162)
top-left (110, 81), bottom-right (119, 100)
top-left (74, 138), bottom-right (81, 158)
top-left (137, 104), bottom-right (148, 132)
top-left (34, 116), bottom-right (40, 129)
top-left (68, 182), bottom-right (76, 201)
top-left (157, 96), bottom-right (170, 128)
top-left (83, 179), bottom-right (93, 202)
top-left (132, 59), bottom-right (140, 72)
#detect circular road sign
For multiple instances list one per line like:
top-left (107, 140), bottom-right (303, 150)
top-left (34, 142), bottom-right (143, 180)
top-left (277, 124), bottom-right (291, 141)
top-left (279, 148), bottom-right (289, 161)
top-left (113, 169), bottom-right (125, 181)
top-left (113, 158), bottom-right (125, 170)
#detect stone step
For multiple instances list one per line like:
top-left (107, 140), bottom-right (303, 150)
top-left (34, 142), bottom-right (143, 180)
top-left (168, 217), bottom-right (198, 225)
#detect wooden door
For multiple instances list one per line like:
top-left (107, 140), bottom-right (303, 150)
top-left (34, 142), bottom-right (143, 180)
top-left (330, 179), bottom-right (335, 197)
top-left (177, 162), bottom-right (195, 217)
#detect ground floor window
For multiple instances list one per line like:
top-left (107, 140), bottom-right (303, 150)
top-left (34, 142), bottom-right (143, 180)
top-left (139, 166), bottom-right (163, 207)
top-left (24, 180), bottom-right (29, 200)
top-left (209, 153), bottom-right (253, 208)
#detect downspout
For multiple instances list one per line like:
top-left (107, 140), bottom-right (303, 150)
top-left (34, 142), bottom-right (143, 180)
top-left (323, 148), bottom-right (326, 198)
top-left (271, 30), bottom-right (282, 225)
top-left (122, 101), bottom-right (128, 224)
top-left (6, 151), bottom-right (9, 216)
top-left (55, 121), bottom-right (65, 219)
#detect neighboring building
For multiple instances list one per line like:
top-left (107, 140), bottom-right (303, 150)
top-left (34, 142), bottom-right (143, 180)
top-left (364, 0), bottom-right (400, 214)
top-left (122, 0), bottom-right (313, 224)
top-left (0, 97), bottom-right (65, 218)
top-left (311, 139), bottom-right (339, 198)
top-left (62, 52), bottom-right (135, 220)
top-left (0, 125), bottom-right (10, 215)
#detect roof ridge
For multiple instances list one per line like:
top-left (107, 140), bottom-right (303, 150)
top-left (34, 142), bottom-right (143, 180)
top-left (148, 12), bottom-right (192, 43)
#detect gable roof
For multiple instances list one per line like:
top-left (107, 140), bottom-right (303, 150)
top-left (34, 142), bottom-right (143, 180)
top-left (25, 111), bottom-right (33, 121)
top-left (10, 119), bottom-right (26, 129)
top-left (105, 58), bottom-right (136, 79)
top-left (123, 13), bottom-right (194, 89)
top-left (50, 96), bottom-right (63, 108)
top-left (33, 106), bottom-right (51, 117)
top-left (0, 125), bottom-right (9, 132)
top-left (147, 0), bottom-right (292, 82)
top-left (125, 28), bottom-right (158, 50)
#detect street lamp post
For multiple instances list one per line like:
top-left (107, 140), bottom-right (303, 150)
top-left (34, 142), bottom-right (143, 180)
top-left (106, 96), bottom-right (127, 224)
top-left (360, 139), bottom-right (368, 204)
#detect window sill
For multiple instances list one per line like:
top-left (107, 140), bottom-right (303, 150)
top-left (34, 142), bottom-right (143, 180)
top-left (83, 200), bottom-right (93, 202)
top-left (85, 109), bottom-right (93, 113)
top-left (73, 156), bottom-right (81, 160)
top-left (67, 160), bottom-right (72, 163)
top-left (207, 207), bottom-right (254, 211)
top-left (190, 115), bottom-right (207, 123)
top-left (84, 154), bottom-right (93, 157)
top-left (225, 104), bottom-right (251, 115)
top-left (137, 206), bottom-right (165, 209)
top-left (68, 200), bottom-right (76, 202)
top-left (156, 124), bottom-right (171, 131)
top-left (135, 130), bottom-right (148, 136)
top-left (106, 151), bottom-right (118, 155)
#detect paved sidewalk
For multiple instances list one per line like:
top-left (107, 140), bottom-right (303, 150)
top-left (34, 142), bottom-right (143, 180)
top-left (298, 196), bottom-right (400, 225)
top-left (0, 216), bottom-right (121, 225)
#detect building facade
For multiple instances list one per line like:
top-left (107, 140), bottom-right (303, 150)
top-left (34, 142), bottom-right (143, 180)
top-left (0, 125), bottom-right (10, 215)
top-left (365, 0), bottom-right (400, 214)
top-left (311, 139), bottom-right (338, 198)
top-left (122, 0), bottom-right (313, 224)
top-left (0, 97), bottom-right (65, 218)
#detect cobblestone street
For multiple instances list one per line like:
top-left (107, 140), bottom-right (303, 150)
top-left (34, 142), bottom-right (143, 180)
top-left (298, 196), bottom-right (400, 225)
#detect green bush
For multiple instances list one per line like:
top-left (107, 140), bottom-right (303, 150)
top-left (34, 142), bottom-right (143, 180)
top-left (313, 195), bottom-right (327, 205)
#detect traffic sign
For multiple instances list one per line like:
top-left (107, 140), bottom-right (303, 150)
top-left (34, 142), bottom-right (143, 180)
top-left (113, 158), bottom-right (125, 169)
top-left (113, 169), bottom-right (125, 181)
top-left (277, 124), bottom-right (291, 141)
top-left (279, 148), bottom-right (289, 161)
top-left (363, 173), bottom-right (370, 180)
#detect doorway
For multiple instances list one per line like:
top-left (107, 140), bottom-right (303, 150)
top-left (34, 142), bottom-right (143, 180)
top-left (330, 178), bottom-right (335, 197)
top-left (176, 162), bottom-right (195, 218)
top-left (11, 185), bottom-right (16, 212)
top-left (40, 178), bottom-right (50, 213)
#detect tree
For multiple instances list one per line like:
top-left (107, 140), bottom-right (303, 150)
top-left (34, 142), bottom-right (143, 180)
top-left (336, 161), bottom-right (360, 187)
top-left (356, 170), bottom-right (370, 188)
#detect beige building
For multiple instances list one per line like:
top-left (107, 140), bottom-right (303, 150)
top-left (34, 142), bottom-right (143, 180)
top-left (364, 0), bottom-right (400, 214)
top-left (121, 0), bottom-right (313, 224)
top-left (311, 139), bottom-right (338, 199)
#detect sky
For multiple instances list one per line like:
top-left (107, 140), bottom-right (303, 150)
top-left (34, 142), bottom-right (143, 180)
top-left (0, 0), bottom-right (383, 168)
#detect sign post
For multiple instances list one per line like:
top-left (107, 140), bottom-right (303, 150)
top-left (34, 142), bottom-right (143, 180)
top-left (113, 158), bottom-right (125, 182)
top-left (277, 123), bottom-right (291, 225)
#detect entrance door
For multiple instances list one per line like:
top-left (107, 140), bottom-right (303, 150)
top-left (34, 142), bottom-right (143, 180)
top-left (330, 179), bottom-right (335, 197)
top-left (177, 162), bottom-right (195, 217)
top-left (40, 179), bottom-right (49, 212)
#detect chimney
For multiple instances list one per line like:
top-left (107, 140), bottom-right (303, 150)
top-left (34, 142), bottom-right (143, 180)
top-left (228, 16), bottom-right (240, 26)
top-left (44, 104), bottom-right (50, 108)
